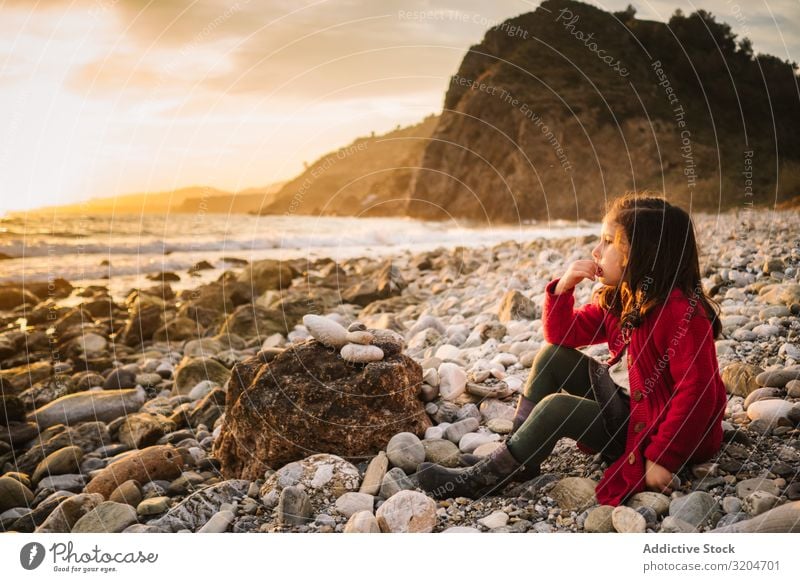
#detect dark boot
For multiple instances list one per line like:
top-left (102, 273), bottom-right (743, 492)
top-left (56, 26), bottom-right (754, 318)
top-left (416, 443), bottom-right (539, 499)
top-left (511, 396), bottom-right (536, 433)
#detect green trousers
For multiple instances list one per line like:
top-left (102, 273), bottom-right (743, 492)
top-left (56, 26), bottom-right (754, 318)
top-left (507, 343), bottom-right (628, 469)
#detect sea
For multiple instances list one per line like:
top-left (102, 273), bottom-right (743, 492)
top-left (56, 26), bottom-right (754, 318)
top-left (0, 213), bottom-right (598, 298)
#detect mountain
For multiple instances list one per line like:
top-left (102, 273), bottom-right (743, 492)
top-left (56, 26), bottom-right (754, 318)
top-left (33, 183), bottom-right (285, 215)
top-left (259, 114), bottom-right (439, 217)
top-left (405, 0), bottom-right (800, 222)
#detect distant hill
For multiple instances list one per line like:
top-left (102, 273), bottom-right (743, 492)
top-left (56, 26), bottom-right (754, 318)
top-left (34, 183), bottom-right (285, 215)
top-left (259, 114), bottom-right (439, 217)
top-left (406, 0), bottom-right (800, 222)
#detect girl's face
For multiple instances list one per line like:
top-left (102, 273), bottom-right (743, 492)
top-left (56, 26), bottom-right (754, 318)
top-left (591, 219), bottom-right (629, 286)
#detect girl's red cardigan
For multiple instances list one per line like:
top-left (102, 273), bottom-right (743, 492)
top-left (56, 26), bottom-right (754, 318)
top-left (542, 278), bottom-right (727, 506)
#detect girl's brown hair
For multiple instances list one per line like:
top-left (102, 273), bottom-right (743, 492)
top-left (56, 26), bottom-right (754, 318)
top-left (592, 192), bottom-right (722, 339)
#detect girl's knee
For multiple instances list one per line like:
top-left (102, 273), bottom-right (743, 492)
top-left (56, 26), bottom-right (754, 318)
top-left (534, 343), bottom-right (581, 368)
top-left (536, 393), bottom-right (575, 415)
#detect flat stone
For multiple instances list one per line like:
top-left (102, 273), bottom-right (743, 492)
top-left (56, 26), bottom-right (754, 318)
top-left (303, 314), bottom-right (349, 348)
top-left (197, 510), bottom-right (234, 533)
top-left (743, 387), bottom-right (783, 409)
top-left (611, 505), bottom-right (646, 533)
top-left (386, 432), bottom-right (425, 474)
top-left (736, 477), bottom-right (780, 499)
top-left (36, 474), bottom-right (85, 493)
top-left (746, 399), bottom-right (794, 425)
top-left (584, 505), bottom-right (615, 533)
top-left (334, 492), bottom-right (374, 518)
top-left (359, 452), bottom-right (389, 495)
top-left (472, 442), bottom-right (504, 457)
top-left (458, 431), bottom-right (500, 453)
top-left (756, 369), bottom-right (800, 388)
top-left (486, 418), bottom-right (514, 434)
top-left (340, 343), bottom-right (384, 363)
top-left (28, 388), bottom-right (146, 429)
top-left (71, 501), bottom-right (138, 533)
top-left (375, 490), bottom-right (436, 533)
top-left (477, 510), bottom-right (509, 529)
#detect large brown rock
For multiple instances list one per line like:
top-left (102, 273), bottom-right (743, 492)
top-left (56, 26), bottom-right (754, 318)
top-left (213, 339), bottom-right (431, 480)
top-left (236, 259), bottom-right (297, 295)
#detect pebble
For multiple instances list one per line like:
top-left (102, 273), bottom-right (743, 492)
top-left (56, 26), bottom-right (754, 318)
top-left (746, 399), bottom-right (794, 425)
top-left (277, 485), bottom-right (313, 526)
top-left (109, 480), bottom-right (142, 507)
top-left (626, 492), bottom-right (671, 517)
top-left (611, 505), bottom-right (646, 533)
top-left (379, 468), bottom-right (415, 499)
top-left (344, 510), bottom-right (380, 533)
top-left (375, 490), bottom-right (436, 533)
top-left (28, 388), bottom-right (146, 429)
top-left (340, 343), bottom-right (384, 363)
top-left (386, 432), bottom-right (425, 474)
top-left (303, 314), bottom-right (348, 348)
top-left (421, 439), bottom-right (461, 467)
top-left (660, 516), bottom-right (698, 533)
top-left (736, 477), bottom-right (780, 498)
top-left (757, 369), bottom-right (800, 388)
top-left (438, 363), bottom-right (467, 400)
top-left (743, 490), bottom-right (781, 516)
top-left (444, 418), bottom-right (480, 443)
top-left (197, 510), bottom-right (234, 533)
top-left (486, 418), bottom-right (514, 434)
top-left (335, 492), bottom-right (374, 518)
top-left (0, 475), bottom-right (35, 512)
top-left (584, 505), bottom-right (615, 533)
top-left (137, 496), bottom-right (171, 516)
top-left (71, 501), bottom-right (138, 533)
top-left (477, 510), bottom-right (509, 529)
top-left (458, 431), bottom-right (500, 453)
top-left (668, 492), bottom-right (719, 528)
top-left (359, 452), bottom-right (389, 496)
top-left (550, 477), bottom-right (597, 512)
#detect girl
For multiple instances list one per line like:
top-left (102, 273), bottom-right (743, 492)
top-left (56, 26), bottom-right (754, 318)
top-left (417, 193), bottom-right (728, 506)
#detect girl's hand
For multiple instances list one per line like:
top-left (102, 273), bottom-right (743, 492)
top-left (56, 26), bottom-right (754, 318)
top-left (645, 459), bottom-right (677, 495)
top-left (554, 260), bottom-right (598, 294)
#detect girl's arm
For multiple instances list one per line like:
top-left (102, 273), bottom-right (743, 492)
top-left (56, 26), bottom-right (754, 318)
top-left (643, 309), bottom-right (723, 472)
top-left (542, 278), bottom-right (607, 348)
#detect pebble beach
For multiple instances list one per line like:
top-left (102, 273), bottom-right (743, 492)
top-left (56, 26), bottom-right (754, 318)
top-left (1, 208), bottom-right (799, 534)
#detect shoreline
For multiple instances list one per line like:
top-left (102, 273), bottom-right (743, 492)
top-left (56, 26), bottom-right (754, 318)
top-left (1, 208), bottom-right (799, 533)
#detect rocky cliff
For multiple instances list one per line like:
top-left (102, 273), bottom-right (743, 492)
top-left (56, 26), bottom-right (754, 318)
top-left (260, 115), bottom-right (439, 218)
top-left (407, 0), bottom-right (800, 223)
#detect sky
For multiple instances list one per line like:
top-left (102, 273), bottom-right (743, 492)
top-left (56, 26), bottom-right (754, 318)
top-left (0, 0), bottom-right (797, 214)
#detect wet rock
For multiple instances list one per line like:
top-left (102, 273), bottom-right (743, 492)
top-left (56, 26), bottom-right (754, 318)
top-left (214, 342), bottom-right (429, 480)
